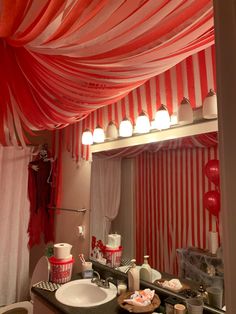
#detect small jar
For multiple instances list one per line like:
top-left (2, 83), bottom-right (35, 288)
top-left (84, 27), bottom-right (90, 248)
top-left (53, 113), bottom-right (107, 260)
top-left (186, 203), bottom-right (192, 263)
top-left (117, 279), bottom-right (127, 295)
top-left (174, 303), bottom-right (186, 314)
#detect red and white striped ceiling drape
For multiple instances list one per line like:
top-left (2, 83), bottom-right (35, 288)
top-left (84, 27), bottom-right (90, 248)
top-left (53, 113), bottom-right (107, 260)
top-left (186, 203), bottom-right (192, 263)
top-left (0, 0), bottom-right (214, 146)
top-left (64, 45), bottom-right (216, 161)
top-left (135, 144), bottom-right (219, 275)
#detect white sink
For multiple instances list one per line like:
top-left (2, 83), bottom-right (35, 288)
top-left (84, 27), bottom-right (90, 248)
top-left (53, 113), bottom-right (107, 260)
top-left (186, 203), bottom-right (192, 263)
top-left (55, 279), bottom-right (117, 307)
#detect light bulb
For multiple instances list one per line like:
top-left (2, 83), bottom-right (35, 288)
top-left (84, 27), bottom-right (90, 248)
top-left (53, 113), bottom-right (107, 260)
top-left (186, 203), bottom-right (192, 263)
top-left (135, 111), bottom-right (150, 133)
top-left (178, 97), bottom-right (193, 125)
top-left (106, 121), bottom-right (118, 140)
top-left (93, 125), bottom-right (105, 143)
top-left (155, 104), bottom-right (170, 130)
top-left (202, 89), bottom-right (218, 119)
top-left (82, 129), bottom-right (93, 145)
top-left (119, 118), bottom-right (133, 137)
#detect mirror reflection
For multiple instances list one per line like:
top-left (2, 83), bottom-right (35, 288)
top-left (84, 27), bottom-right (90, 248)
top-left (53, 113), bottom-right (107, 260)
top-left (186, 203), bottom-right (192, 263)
top-left (90, 131), bottom-right (225, 311)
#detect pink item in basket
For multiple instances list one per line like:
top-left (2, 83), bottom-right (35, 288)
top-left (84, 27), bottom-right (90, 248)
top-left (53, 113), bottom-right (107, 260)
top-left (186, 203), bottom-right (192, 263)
top-left (49, 256), bottom-right (74, 284)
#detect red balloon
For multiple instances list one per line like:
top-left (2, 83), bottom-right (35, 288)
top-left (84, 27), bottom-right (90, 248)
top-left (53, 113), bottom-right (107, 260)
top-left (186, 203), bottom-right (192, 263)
top-left (205, 159), bottom-right (220, 186)
top-left (203, 190), bottom-right (220, 216)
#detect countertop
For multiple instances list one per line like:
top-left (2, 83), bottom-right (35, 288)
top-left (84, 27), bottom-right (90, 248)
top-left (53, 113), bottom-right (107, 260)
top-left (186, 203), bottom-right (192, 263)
top-left (32, 287), bottom-right (127, 314)
top-left (32, 261), bottom-right (225, 314)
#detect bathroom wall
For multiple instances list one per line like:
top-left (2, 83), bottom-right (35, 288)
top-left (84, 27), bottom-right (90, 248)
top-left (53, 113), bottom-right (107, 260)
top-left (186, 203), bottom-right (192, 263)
top-left (54, 150), bottom-right (92, 273)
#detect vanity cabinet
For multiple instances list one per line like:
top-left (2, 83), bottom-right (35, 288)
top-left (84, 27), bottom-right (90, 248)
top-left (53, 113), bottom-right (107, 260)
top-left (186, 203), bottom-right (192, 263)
top-left (33, 295), bottom-right (60, 314)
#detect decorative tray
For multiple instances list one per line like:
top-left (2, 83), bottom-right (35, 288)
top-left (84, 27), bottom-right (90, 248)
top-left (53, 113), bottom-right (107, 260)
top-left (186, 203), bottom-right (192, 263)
top-left (154, 279), bottom-right (189, 293)
top-left (117, 291), bottom-right (160, 313)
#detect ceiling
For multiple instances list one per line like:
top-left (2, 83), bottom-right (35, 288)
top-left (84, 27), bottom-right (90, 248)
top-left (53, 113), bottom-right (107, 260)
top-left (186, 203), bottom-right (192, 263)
top-left (0, 0), bottom-right (214, 145)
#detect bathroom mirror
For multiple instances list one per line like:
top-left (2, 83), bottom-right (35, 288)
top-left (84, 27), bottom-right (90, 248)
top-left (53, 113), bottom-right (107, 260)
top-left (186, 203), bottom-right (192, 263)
top-left (90, 120), bottom-right (225, 312)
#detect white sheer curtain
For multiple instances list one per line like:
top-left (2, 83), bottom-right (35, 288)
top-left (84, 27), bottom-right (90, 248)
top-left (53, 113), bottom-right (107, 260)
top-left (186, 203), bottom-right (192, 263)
top-left (0, 146), bottom-right (31, 306)
top-left (90, 157), bottom-right (121, 245)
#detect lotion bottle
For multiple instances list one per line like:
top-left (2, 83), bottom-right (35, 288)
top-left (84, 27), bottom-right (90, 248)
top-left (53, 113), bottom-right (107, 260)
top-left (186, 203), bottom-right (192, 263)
top-left (140, 255), bottom-right (152, 282)
top-left (128, 259), bottom-right (140, 291)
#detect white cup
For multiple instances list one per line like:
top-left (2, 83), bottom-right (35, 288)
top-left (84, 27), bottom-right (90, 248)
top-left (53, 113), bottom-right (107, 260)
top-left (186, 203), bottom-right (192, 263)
top-left (82, 261), bottom-right (92, 272)
top-left (117, 280), bottom-right (127, 295)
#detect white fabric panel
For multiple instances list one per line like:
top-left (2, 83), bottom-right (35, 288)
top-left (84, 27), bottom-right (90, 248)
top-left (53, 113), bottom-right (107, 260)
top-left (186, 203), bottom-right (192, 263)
top-left (0, 146), bottom-right (31, 305)
top-left (90, 157), bottom-right (121, 245)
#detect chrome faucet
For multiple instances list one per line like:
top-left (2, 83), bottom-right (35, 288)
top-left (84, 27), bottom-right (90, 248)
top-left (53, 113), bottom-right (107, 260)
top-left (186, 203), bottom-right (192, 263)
top-left (91, 271), bottom-right (113, 289)
top-left (103, 276), bottom-right (113, 288)
top-left (91, 270), bottom-right (100, 283)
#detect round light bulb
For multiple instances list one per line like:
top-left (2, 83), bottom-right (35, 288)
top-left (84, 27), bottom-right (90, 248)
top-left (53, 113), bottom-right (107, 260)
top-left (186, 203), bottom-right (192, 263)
top-left (82, 129), bottom-right (93, 145)
top-left (155, 104), bottom-right (170, 130)
top-left (119, 118), bottom-right (133, 137)
top-left (106, 121), bottom-right (118, 140)
top-left (178, 97), bottom-right (193, 125)
top-left (135, 111), bottom-right (150, 134)
top-left (202, 89), bottom-right (218, 119)
top-left (93, 126), bottom-right (105, 143)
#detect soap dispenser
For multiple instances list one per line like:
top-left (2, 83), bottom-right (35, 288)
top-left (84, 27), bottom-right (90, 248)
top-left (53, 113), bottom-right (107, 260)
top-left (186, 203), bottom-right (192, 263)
top-left (140, 255), bottom-right (152, 282)
top-left (128, 259), bottom-right (140, 291)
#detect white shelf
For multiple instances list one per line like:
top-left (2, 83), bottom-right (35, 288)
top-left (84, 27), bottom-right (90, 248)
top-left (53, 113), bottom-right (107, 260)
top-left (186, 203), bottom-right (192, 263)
top-left (91, 120), bottom-right (218, 153)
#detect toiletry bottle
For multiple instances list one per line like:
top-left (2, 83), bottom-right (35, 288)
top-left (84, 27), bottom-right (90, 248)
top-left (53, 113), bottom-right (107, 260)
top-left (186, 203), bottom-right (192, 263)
top-left (140, 255), bottom-right (152, 282)
top-left (128, 259), bottom-right (140, 291)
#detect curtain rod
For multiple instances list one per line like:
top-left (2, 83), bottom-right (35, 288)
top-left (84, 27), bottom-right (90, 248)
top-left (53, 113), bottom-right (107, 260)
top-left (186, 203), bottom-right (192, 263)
top-left (48, 207), bottom-right (87, 213)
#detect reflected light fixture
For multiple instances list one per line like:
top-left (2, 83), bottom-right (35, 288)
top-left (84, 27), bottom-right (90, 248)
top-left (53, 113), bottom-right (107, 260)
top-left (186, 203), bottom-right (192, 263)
top-left (82, 128), bottom-right (93, 145)
top-left (202, 89), bottom-right (218, 119)
top-left (106, 121), bottom-right (118, 140)
top-left (155, 104), bottom-right (170, 130)
top-left (93, 125), bottom-right (105, 143)
top-left (119, 117), bottom-right (133, 137)
top-left (135, 110), bottom-right (150, 134)
top-left (178, 97), bottom-right (193, 125)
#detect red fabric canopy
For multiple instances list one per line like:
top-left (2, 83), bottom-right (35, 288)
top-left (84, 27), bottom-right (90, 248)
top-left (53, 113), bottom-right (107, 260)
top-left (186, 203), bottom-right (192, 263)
top-left (0, 0), bottom-right (214, 145)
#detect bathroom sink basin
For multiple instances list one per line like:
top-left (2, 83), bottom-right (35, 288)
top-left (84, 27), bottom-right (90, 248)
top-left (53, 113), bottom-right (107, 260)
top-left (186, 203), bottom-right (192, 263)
top-left (55, 279), bottom-right (117, 307)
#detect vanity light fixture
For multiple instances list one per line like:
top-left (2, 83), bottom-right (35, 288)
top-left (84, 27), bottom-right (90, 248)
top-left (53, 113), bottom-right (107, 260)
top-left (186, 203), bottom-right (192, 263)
top-left (106, 121), bottom-right (119, 140)
top-left (202, 89), bottom-right (218, 119)
top-left (93, 125), bottom-right (105, 143)
top-left (155, 104), bottom-right (170, 130)
top-left (178, 97), bottom-right (193, 125)
top-left (135, 110), bottom-right (150, 134)
top-left (82, 128), bottom-right (93, 145)
top-left (119, 117), bottom-right (133, 137)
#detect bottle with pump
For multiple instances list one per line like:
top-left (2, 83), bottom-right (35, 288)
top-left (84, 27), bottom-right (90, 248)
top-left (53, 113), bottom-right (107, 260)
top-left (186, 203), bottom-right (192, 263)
top-left (128, 259), bottom-right (140, 291)
top-left (140, 255), bottom-right (152, 282)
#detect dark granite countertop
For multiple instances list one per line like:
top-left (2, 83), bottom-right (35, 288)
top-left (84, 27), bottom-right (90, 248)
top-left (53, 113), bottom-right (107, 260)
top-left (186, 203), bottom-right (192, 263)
top-left (32, 261), bottom-right (225, 314)
top-left (32, 286), bottom-right (127, 314)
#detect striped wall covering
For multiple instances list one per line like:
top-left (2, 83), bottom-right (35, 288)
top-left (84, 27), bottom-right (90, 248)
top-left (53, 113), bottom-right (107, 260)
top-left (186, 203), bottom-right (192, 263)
top-left (63, 45), bottom-right (216, 161)
top-left (135, 145), bottom-right (219, 275)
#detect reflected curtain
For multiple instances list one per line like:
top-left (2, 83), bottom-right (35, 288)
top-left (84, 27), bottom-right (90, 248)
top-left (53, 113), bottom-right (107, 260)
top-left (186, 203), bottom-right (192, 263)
top-left (90, 157), bottom-right (121, 246)
top-left (135, 145), bottom-right (219, 275)
top-left (0, 146), bottom-right (31, 306)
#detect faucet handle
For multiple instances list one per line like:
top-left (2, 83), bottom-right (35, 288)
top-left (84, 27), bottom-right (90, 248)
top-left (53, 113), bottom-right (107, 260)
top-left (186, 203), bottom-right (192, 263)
top-left (104, 276), bottom-right (113, 288)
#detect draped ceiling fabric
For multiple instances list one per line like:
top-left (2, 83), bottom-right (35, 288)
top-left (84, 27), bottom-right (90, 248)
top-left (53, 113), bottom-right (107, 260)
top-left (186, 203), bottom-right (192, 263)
top-left (0, 0), bottom-right (214, 147)
top-left (65, 45), bottom-right (216, 161)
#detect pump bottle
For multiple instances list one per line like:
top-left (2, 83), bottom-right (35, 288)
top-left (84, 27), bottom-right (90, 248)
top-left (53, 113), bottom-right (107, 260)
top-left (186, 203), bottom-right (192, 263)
top-left (128, 259), bottom-right (140, 291)
top-left (140, 255), bottom-right (152, 282)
